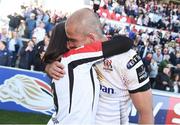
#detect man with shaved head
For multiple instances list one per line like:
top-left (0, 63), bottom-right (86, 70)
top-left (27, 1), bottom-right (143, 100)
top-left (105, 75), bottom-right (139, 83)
top-left (65, 8), bottom-right (107, 49)
top-left (46, 8), bottom-right (154, 125)
top-left (65, 8), bottom-right (103, 36)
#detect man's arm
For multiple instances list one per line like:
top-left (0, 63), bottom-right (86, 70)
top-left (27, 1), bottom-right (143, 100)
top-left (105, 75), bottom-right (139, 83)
top-left (130, 89), bottom-right (154, 124)
top-left (116, 50), bottom-right (154, 124)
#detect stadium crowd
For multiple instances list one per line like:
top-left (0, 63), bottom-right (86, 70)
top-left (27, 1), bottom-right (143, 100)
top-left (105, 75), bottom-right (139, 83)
top-left (0, 0), bottom-right (179, 93)
top-left (96, 0), bottom-right (180, 33)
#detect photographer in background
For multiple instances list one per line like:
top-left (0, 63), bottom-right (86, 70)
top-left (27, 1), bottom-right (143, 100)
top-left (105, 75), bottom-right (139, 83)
top-left (18, 40), bottom-right (35, 70)
top-left (33, 34), bottom-right (49, 71)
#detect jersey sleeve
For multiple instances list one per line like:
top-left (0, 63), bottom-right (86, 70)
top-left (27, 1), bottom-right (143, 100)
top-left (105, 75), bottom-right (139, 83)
top-left (116, 50), bottom-right (150, 93)
top-left (102, 35), bottom-right (133, 58)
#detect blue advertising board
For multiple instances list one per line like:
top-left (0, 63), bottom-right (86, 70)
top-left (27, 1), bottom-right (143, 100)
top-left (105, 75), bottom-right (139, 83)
top-left (129, 90), bottom-right (180, 124)
top-left (0, 66), bottom-right (54, 115)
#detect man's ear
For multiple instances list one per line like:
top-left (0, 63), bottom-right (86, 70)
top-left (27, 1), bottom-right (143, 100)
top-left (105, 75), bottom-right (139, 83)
top-left (87, 33), bottom-right (96, 42)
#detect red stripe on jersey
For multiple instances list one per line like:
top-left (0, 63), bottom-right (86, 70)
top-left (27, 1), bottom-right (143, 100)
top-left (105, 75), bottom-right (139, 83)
top-left (63, 41), bottom-right (102, 57)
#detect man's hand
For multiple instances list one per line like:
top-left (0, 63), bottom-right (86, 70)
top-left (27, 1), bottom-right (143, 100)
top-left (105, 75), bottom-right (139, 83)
top-left (45, 61), bottom-right (65, 80)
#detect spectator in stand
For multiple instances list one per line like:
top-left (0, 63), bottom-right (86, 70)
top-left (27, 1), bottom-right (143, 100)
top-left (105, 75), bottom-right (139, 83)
top-left (98, 4), bottom-right (111, 19)
top-left (33, 34), bottom-right (50, 71)
top-left (128, 26), bottom-right (136, 41)
top-left (118, 0), bottom-right (126, 6)
top-left (32, 21), bottom-right (46, 44)
top-left (169, 43), bottom-right (180, 66)
top-left (177, 34), bottom-right (180, 43)
top-left (23, 5), bottom-right (34, 19)
top-left (92, 0), bottom-right (101, 13)
top-left (8, 13), bottom-right (22, 31)
top-left (56, 12), bottom-right (67, 23)
top-left (148, 31), bottom-right (156, 47)
top-left (175, 42), bottom-right (180, 52)
top-left (113, 1), bottom-right (122, 15)
top-left (8, 31), bottom-right (23, 67)
top-left (45, 18), bottom-right (55, 36)
top-left (175, 51), bottom-right (180, 65)
top-left (158, 59), bottom-right (169, 73)
top-left (0, 27), bottom-right (10, 43)
top-left (31, 36), bottom-right (38, 45)
top-left (142, 52), bottom-right (152, 73)
top-left (140, 40), bottom-right (151, 59)
top-left (149, 58), bottom-right (158, 88)
top-left (26, 13), bottom-right (36, 39)
top-left (154, 31), bottom-right (161, 45)
top-left (107, 0), bottom-right (113, 10)
top-left (153, 48), bottom-right (163, 65)
top-left (141, 30), bottom-right (149, 47)
top-left (162, 47), bottom-right (170, 61)
top-left (171, 73), bottom-right (180, 93)
top-left (0, 41), bottom-right (9, 66)
top-left (17, 20), bottom-right (26, 38)
top-left (18, 40), bottom-right (35, 70)
top-left (174, 63), bottom-right (180, 79)
top-left (35, 8), bottom-right (44, 27)
top-left (118, 26), bottom-right (129, 36)
top-left (154, 65), bottom-right (173, 92)
top-left (137, 14), bottom-right (143, 26)
top-left (161, 32), bottom-right (171, 45)
top-left (143, 14), bottom-right (150, 26)
top-left (42, 10), bottom-right (50, 26)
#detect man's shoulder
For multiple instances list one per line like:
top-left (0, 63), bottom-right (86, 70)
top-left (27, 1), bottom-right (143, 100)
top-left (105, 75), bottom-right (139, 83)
top-left (110, 49), bottom-right (137, 59)
top-left (107, 49), bottom-right (140, 68)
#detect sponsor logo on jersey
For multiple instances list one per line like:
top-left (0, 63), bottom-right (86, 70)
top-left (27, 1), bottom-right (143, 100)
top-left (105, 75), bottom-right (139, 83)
top-left (127, 54), bottom-right (141, 69)
top-left (100, 84), bottom-right (114, 94)
top-left (136, 64), bottom-right (148, 83)
top-left (52, 117), bottom-right (59, 124)
top-left (103, 59), bottom-right (113, 71)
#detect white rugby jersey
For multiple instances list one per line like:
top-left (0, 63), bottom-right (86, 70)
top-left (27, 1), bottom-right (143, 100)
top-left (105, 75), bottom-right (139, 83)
top-left (48, 36), bottom-right (133, 125)
top-left (94, 49), bottom-right (150, 125)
